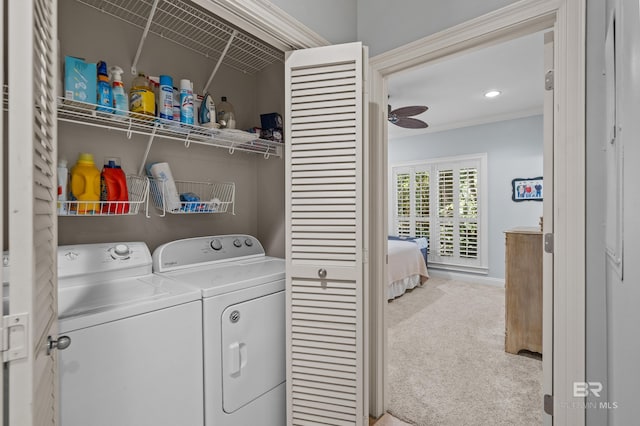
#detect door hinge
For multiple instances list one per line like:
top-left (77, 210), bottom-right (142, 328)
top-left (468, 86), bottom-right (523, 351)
top-left (544, 394), bottom-right (554, 416)
top-left (363, 248), bottom-right (369, 264)
top-left (544, 233), bottom-right (554, 254)
top-left (1, 313), bottom-right (29, 362)
top-left (545, 70), bottom-right (554, 90)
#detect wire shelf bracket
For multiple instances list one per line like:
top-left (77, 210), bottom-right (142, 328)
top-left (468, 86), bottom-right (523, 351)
top-left (203, 29), bottom-right (237, 94)
top-left (131, 0), bottom-right (161, 75)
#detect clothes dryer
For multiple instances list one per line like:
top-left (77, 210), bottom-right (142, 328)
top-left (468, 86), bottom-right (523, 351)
top-left (152, 235), bottom-right (285, 426)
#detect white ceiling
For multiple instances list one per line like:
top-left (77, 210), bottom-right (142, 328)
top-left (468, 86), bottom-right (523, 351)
top-left (387, 31), bottom-right (545, 140)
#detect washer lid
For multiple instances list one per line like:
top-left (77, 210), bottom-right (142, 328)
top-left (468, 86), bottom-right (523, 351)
top-left (160, 257), bottom-right (285, 298)
top-left (58, 274), bottom-right (201, 333)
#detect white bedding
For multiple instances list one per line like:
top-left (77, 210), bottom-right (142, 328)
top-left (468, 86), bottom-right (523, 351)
top-left (387, 240), bottom-right (429, 300)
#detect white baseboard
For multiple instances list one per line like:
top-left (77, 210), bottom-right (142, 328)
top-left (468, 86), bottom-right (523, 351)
top-left (428, 269), bottom-right (505, 288)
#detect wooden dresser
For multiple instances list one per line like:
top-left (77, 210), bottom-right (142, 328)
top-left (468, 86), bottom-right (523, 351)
top-left (504, 227), bottom-right (542, 355)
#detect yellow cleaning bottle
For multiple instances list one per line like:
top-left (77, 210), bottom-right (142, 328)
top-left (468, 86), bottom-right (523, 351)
top-left (70, 153), bottom-right (101, 214)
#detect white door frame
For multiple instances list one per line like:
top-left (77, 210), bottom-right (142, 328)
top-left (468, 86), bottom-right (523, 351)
top-left (368, 0), bottom-right (585, 424)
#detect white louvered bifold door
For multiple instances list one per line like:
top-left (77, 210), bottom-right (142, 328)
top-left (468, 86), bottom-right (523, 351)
top-left (8, 1), bottom-right (59, 425)
top-left (285, 42), bottom-right (367, 426)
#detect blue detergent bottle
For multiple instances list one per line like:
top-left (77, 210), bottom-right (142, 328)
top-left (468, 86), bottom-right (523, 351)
top-left (96, 61), bottom-right (112, 113)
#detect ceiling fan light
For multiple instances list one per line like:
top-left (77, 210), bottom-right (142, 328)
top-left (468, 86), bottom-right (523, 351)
top-left (484, 90), bottom-right (501, 98)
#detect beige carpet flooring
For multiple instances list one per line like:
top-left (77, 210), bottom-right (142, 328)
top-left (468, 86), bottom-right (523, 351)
top-left (386, 277), bottom-right (542, 426)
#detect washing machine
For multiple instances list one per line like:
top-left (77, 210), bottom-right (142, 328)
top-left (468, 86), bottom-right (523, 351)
top-left (56, 242), bottom-right (203, 426)
top-left (152, 235), bottom-right (286, 426)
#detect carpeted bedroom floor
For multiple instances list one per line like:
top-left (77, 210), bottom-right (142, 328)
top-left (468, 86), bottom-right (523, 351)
top-left (386, 277), bottom-right (543, 426)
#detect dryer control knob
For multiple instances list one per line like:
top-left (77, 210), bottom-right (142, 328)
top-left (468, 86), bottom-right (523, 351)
top-left (233, 239), bottom-right (242, 248)
top-left (244, 238), bottom-right (253, 247)
top-left (210, 239), bottom-right (222, 251)
top-left (112, 244), bottom-right (130, 257)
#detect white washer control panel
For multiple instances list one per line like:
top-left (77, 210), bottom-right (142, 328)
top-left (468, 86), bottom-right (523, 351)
top-left (152, 235), bottom-right (265, 272)
top-left (58, 242), bottom-right (151, 279)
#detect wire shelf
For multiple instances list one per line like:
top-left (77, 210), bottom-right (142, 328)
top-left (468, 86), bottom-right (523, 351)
top-left (149, 179), bottom-right (235, 215)
top-left (75, 0), bottom-right (283, 74)
top-left (57, 97), bottom-right (283, 158)
top-left (59, 175), bottom-right (149, 216)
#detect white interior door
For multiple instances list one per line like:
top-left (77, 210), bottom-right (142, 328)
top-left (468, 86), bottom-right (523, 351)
top-left (285, 42), bottom-right (368, 426)
top-left (0, 0), bottom-right (4, 422)
top-left (7, 1), bottom-right (59, 425)
top-left (542, 30), bottom-right (555, 425)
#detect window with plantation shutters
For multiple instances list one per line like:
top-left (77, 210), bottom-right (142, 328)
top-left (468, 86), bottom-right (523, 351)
top-left (391, 154), bottom-right (487, 273)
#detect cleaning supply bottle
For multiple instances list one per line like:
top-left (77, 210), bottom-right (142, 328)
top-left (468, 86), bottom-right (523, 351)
top-left (57, 159), bottom-right (69, 215)
top-left (159, 75), bottom-right (174, 120)
top-left (129, 72), bottom-right (155, 117)
top-left (96, 61), bottom-right (113, 113)
top-left (109, 66), bottom-right (128, 117)
top-left (217, 96), bottom-right (236, 129)
top-left (70, 153), bottom-right (101, 214)
top-left (100, 157), bottom-right (129, 214)
top-left (180, 79), bottom-right (194, 125)
top-left (199, 93), bottom-right (217, 128)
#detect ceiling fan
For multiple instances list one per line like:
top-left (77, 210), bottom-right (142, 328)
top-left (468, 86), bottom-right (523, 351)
top-left (388, 105), bottom-right (429, 129)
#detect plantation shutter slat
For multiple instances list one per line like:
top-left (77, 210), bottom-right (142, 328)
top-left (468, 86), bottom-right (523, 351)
top-left (285, 42), bottom-right (366, 426)
top-left (8, 1), bottom-right (59, 425)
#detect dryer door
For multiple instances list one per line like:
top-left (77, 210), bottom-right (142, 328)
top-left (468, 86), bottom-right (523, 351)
top-left (221, 289), bottom-right (285, 413)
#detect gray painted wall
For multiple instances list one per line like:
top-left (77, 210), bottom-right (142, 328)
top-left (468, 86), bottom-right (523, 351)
top-left (389, 116), bottom-right (543, 280)
top-left (604, 0), bottom-right (640, 423)
top-left (57, 1), bottom-right (285, 253)
top-left (357, 0), bottom-right (519, 56)
top-left (586, 0), bottom-right (608, 424)
top-left (267, 0), bottom-right (357, 44)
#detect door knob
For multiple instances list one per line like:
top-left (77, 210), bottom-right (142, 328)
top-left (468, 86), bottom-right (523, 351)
top-left (47, 335), bottom-right (71, 355)
top-left (318, 268), bottom-right (327, 278)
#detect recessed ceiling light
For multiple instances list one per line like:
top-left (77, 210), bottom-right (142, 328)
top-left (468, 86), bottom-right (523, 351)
top-left (484, 90), bottom-right (501, 98)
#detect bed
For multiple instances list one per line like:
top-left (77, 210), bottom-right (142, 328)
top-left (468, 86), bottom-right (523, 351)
top-left (387, 236), bottom-right (429, 300)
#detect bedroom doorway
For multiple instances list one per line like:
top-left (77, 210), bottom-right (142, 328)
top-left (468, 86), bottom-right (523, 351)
top-left (381, 30), bottom-right (548, 425)
top-left (367, 1), bottom-right (586, 424)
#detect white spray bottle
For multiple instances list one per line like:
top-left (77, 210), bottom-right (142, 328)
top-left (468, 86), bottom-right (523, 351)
top-left (109, 66), bottom-right (128, 117)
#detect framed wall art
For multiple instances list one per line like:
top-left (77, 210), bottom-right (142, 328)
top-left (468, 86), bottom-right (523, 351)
top-left (512, 177), bottom-right (543, 202)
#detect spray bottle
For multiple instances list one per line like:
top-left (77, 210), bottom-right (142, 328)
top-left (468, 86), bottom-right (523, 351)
top-left (109, 66), bottom-right (128, 117)
top-left (96, 61), bottom-right (113, 113)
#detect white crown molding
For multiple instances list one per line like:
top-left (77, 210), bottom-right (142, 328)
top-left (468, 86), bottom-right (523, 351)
top-left (191, 0), bottom-right (330, 52)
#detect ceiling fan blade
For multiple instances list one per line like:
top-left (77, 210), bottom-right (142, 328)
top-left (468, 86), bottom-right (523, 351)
top-left (393, 117), bottom-right (428, 129)
top-left (389, 105), bottom-right (428, 118)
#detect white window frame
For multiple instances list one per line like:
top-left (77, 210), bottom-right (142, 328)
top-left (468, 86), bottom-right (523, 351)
top-left (391, 153), bottom-right (488, 274)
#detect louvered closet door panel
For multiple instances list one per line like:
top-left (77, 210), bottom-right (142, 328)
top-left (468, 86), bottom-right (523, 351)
top-left (285, 42), bottom-right (366, 426)
top-left (8, 1), bottom-right (59, 425)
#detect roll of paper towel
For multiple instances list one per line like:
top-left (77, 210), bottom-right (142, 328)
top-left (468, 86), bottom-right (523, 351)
top-left (148, 162), bottom-right (181, 212)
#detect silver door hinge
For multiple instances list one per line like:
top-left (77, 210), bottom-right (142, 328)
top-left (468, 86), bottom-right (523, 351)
top-left (544, 233), bottom-right (554, 254)
top-left (2, 313), bottom-right (28, 362)
top-left (544, 394), bottom-right (554, 416)
top-left (545, 70), bottom-right (554, 90)
top-left (363, 248), bottom-right (369, 264)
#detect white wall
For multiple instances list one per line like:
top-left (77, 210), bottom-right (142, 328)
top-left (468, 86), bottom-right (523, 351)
top-left (267, 0), bottom-right (357, 44)
top-left (388, 116), bottom-right (543, 280)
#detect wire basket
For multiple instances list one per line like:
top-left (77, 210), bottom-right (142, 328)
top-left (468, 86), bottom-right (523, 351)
top-left (59, 175), bottom-right (149, 216)
top-left (149, 179), bottom-right (235, 215)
